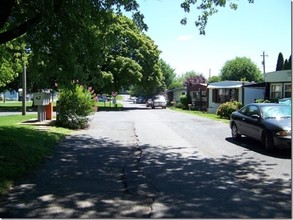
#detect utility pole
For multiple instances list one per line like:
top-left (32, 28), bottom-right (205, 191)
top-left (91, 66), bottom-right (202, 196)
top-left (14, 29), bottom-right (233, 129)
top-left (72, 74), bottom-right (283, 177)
top-left (260, 51), bottom-right (268, 74)
top-left (22, 60), bottom-right (26, 115)
top-left (21, 48), bottom-right (31, 116)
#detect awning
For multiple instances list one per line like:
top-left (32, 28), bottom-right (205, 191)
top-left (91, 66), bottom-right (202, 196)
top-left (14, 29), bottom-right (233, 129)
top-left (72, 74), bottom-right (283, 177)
top-left (207, 84), bottom-right (243, 89)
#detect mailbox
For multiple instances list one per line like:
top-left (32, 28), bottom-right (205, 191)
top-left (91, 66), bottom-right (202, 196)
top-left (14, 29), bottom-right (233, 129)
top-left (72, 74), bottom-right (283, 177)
top-left (33, 93), bottom-right (50, 106)
top-left (33, 92), bottom-right (51, 121)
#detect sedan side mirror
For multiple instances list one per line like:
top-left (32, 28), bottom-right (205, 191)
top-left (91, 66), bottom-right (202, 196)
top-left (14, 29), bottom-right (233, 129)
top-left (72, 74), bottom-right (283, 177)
top-left (251, 114), bottom-right (260, 120)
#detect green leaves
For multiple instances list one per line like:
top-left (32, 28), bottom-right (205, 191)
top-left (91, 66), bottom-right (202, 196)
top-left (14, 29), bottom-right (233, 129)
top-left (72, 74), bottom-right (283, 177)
top-left (57, 84), bottom-right (96, 129)
top-left (97, 15), bottom-right (162, 94)
top-left (0, 39), bottom-right (26, 88)
top-left (220, 57), bottom-right (263, 82)
top-left (180, 0), bottom-right (254, 35)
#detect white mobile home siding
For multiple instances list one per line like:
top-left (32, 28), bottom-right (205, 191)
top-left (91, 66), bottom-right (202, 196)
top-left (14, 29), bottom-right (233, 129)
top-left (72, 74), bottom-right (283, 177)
top-left (207, 81), bottom-right (265, 113)
top-left (207, 88), bottom-right (243, 113)
top-left (244, 88), bottom-right (265, 104)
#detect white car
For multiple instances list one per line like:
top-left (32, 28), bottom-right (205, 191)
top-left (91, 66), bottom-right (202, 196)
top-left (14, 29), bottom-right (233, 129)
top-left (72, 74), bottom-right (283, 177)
top-left (148, 95), bottom-right (167, 109)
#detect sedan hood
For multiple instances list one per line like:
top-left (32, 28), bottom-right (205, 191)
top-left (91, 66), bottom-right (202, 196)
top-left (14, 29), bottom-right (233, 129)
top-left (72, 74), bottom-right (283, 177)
top-left (265, 118), bottom-right (291, 131)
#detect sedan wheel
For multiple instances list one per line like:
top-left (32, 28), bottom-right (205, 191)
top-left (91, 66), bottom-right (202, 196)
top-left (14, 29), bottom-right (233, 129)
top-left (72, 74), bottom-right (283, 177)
top-left (262, 131), bottom-right (275, 152)
top-left (231, 123), bottom-right (241, 140)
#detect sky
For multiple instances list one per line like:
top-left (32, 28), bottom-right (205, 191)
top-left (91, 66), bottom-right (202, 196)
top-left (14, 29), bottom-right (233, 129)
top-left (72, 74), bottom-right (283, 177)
top-left (131, 0), bottom-right (291, 79)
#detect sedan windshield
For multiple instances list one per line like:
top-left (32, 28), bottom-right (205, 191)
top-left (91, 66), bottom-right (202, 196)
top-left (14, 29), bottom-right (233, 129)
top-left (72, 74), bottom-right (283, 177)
top-left (154, 96), bottom-right (165, 101)
top-left (261, 105), bottom-right (292, 119)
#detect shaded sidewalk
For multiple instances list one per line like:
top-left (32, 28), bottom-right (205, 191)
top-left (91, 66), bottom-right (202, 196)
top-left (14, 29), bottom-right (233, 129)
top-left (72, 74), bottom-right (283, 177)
top-left (0, 116), bottom-right (156, 218)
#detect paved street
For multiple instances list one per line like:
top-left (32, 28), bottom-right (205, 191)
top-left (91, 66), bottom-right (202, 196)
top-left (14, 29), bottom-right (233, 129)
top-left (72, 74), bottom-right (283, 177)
top-left (0, 100), bottom-right (291, 218)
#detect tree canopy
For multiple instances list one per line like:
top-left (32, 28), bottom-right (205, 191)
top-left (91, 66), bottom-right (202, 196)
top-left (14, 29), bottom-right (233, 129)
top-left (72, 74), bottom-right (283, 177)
top-left (96, 15), bottom-right (163, 93)
top-left (159, 59), bottom-right (177, 90)
top-left (283, 55), bottom-right (291, 70)
top-left (183, 74), bottom-right (207, 88)
top-left (208, 75), bottom-right (221, 83)
top-left (0, 0), bottom-right (254, 44)
top-left (0, 0), bottom-right (256, 94)
top-left (220, 57), bottom-right (263, 82)
top-left (0, 38), bottom-right (28, 89)
top-left (180, 0), bottom-right (254, 35)
top-left (24, 14), bottom-right (162, 94)
top-left (0, 0), bottom-right (146, 44)
top-left (276, 53), bottom-right (291, 71)
top-left (276, 52), bottom-right (284, 71)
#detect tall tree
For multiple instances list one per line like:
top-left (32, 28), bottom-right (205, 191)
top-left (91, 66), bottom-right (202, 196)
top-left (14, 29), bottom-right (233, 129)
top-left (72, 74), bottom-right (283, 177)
top-left (95, 15), bottom-right (163, 93)
top-left (0, 0), bottom-right (254, 44)
top-left (180, 71), bottom-right (199, 82)
top-left (159, 59), bottom-right (176, 90)
top-left (283, 55), bottom-right (291, 70)
top-left (183, 74), bottom-right (207, 87)
top-left (0, 0), bottom-right (146, 44)
top-left (276, 52), bottom-right (284, 71)
top-left (208, 75), bottom-right (221, 83)
top-left (220, 57), bottom-right (263, 82)
top-left (26, 13), bottom-right (162, 93)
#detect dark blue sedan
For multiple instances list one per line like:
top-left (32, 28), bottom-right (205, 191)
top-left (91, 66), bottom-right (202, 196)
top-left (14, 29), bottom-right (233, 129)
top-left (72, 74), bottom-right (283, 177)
top-left (230, 103), bottom-right (291, 152)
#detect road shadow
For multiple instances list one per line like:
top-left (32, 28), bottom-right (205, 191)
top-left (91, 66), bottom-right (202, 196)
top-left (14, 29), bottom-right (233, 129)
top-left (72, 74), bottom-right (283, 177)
top-left (0, 134), bottom-right (153, 218)
top-left (225, 137), bottom-right (291, 159)
top-left (97, 106), bottom-right (150, 111)
top-left (139, 142), bottom-right (291, 218)
top-left (0, 132), bottom-right (291, 218)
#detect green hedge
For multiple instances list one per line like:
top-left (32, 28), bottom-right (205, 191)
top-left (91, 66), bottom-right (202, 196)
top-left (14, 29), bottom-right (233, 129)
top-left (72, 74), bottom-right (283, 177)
top-left (216, 101), bottom-right (243, 119)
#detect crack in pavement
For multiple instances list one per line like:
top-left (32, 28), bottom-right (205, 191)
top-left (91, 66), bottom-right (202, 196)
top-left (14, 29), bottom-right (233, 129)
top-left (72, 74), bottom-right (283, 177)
top-left (119, 123), bottom-right (159, 218)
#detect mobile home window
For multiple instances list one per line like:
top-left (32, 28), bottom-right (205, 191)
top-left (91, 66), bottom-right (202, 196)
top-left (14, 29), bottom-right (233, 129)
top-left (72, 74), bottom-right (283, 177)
top-left (192, 91), bottom-right (201, 101)
top-left (284, 83), bottom-right (291, 98)
top-left (270, 84), bottom-right (282, 98)
top-left (212, 88), bottom-right (238, 103)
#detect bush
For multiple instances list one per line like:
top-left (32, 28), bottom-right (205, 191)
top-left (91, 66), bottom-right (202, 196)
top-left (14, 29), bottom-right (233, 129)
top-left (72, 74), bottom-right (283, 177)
top-left (56, 84), bottom-right (97, 129)
top-left (175, 102), bottom-right (184, 109)
top-left (180, 94), bottom-right (191, 109)
top-left (216, 101), bottom-right (243, 119)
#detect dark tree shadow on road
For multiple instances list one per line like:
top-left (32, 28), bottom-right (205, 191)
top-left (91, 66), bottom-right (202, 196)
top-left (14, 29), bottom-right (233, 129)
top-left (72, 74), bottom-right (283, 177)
top-left (139, 142), bottom-right (291, 218)
top-left (0, 132), bottom-right (291, 218)
top-left (225, 136), bottom-right (291, 159)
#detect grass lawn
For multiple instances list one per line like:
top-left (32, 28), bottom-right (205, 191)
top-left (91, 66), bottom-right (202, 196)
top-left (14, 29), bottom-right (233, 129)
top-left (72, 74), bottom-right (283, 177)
top-left (169, 107), bottom-right (230, 124)
top-left (0, 101), bottom-right (33, 111)
top-left (0, 114), bottom-right (72, 194)
top-left (96, 101), bottom-right (123, 110)
top-left (0, 100), bottom-right (122, 111)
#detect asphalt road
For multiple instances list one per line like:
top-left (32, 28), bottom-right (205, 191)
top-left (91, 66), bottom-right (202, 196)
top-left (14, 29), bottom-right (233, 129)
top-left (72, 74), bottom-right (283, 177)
top-left (0, 99), bottom-right (291, 218)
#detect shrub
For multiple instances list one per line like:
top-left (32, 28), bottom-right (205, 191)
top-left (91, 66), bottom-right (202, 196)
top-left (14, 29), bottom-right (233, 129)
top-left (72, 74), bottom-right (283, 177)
top-left (216, 101), bottom-right (243, 119)
top-left (180, 94), bottom-right (191, 109)
top-left (56, 84), bottom-right (96, 129)
top-left (175, 102), bottom-right (184, 109)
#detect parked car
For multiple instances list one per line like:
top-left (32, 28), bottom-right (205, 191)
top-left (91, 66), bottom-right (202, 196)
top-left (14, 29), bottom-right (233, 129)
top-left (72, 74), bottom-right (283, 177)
top-left (18, 95), bottom-right (29, 101)
top-left (230, 103), bottom-right (291, 152)
top-left (136, 96), bottom-right (145, 104)
top-left (146, 95), bottom-right (167, 109)
top-left (146, 98), bottom-right (153, 107)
